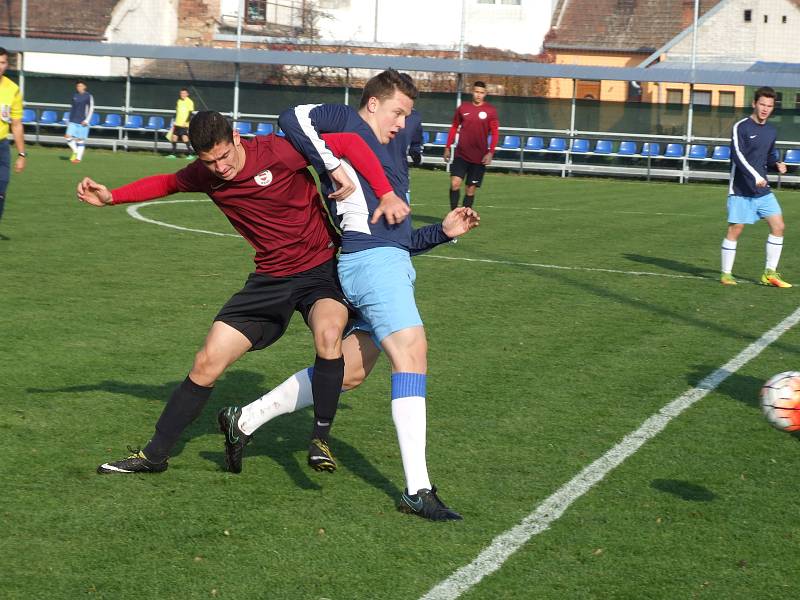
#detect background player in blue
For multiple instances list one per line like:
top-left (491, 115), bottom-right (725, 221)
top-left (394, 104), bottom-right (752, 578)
top-left (220, 70), bottom-right (479, 521)
top-left (720, 86), bottom-right (790, 287)
top-left (387, 104), bottom-right (423, 201)
top-left (65, 80), bottom-right (93, 164)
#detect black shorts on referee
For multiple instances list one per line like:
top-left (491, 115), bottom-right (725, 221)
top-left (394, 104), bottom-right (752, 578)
top-left (450, 156), bottom-right (486, 187)
top-left (173, 126), bottom-right (189, 138)
top-left (215, 257), bottom-right (349, 351)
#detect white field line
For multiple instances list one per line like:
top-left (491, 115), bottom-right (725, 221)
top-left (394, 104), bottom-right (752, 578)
top-left (125, 199), bottom-right (707, 282)
top-left (410, 204), bottom-right (698, 217)
top-left (420, 305), bottom-right (800, 600)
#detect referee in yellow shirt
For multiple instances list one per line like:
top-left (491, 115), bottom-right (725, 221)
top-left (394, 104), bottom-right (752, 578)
top-left (0, 47), bottom-right (26, 235)
top-left (168, 88), bottom-right (194, 159)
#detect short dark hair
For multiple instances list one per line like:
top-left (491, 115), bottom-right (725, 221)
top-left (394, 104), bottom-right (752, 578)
top-left (180, 87), bottom-right (189, 93)
top-left (473, 81), bottom-right (487, 89)
top-left (188, 111), bottom-right (233, 153)
top-left (754, 86), bottom-right (776, 102)
top-left (359, 69), bottom-right (418, 108)
top-left (76, 79), bottom-right (87, 86)
top-left (0, 47), bottom-right (7, 59)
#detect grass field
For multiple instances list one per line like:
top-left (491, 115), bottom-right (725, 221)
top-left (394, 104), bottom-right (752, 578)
top-left (3, 146), bottom-right (800, 599)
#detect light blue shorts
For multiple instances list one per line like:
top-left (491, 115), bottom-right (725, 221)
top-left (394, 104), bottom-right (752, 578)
top-left (66, 122), bottom-right (90, 139)
top-left (727, 193), bottom-right (781, 224)
top-left (338, 247), bottom-right (422, 345)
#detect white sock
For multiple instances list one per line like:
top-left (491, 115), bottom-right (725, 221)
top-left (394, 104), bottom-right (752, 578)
top-left (238, 368), bottom-right (313, 435)
top-left (766, 234), bottom-right (783, 271)
top-left (721, 238), bottom-right (737, 273)
top-left (67, 139), bottom-right (77, 153)
top-left (391, 373), bottom-right (431, 495)
top-left (76, 142), bottom-right (86, 160)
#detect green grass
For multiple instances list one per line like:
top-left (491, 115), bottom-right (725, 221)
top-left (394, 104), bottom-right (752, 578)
top-left (2, 147), bottom-right (800, 599)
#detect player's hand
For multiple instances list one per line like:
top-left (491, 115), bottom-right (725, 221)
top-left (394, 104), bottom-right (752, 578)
top-left (777, 161), bottom-right (787, 174)
top-left (756, 177), bottom-right (768, 188)
top-left (81, 120), bottom-right (88, 126)
top-left (481, 152), bottom-right (493, 166)
top-left (442, 206), bottom-right (480, 238)
top-left (443, 147), bottom-right (451, 162)
top-left (76, 177), bottom-right (113, 207)
top-left (328, 164), bottom-right (356, 201)
top-left (372, 191), bottom-right (410, 225)
top-left (14, 156), bottom-right (25, 173)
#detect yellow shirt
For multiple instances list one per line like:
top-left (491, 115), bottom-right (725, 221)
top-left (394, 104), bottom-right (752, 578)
top-left (0, 75), bottom-right (23, 139)
top-left (174, 97), bottom-right (194, 128)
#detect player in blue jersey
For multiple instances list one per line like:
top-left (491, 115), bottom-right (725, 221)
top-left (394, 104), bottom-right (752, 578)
top-left (217, 70), bottom-right (480, 521)
top-left (65, 80), bottom-right (94, 164)
top-left (721, 86), bottom-right (790, 287)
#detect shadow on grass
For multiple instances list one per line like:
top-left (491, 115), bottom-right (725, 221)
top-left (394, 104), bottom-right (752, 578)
top-left (28, 369), bottom-right (398, 498)
top-left (651, 479), bottom-right (716, 502)
top-left (686, 367), bottom-right (763, 409)
top-left (622, 253), bottom-right (718, 278)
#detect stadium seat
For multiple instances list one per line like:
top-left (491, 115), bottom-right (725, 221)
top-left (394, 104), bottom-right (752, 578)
top-left (664, 143), bottom-right (683, 158)
top-left (783, 149), bottom-right (800, 164)
top-left (145, 116), bottom-right (165, 130)
top-left (524, 136), bottom-right (544, 151)
top-left (570, 138), bottom-right (590, 153)
top-left (593, 139), bottom-right (613, 154)
top-left (546, 137), bottom-right (566, 152)
top-left (101, 113), bottom-right (122, 128)
top-left (640, 142), bottom-right (661, 157)
top-left (255, 122), bottom-right (274, 136)
top-left (432, 131), bottom-right (448, 145)
top-left (62, 111), bottom-right (70, 124)
top-left (22, 108), bottom-right (36, 123)
top-left (89, 113), bottom-right (101, 127)
top-left (38, 110), bottom-right (59, 125)
top-left (711, 145), bottom-right (730, 161)
top-left (422, 131), bottom-right (430, 144)
top-left (617, 141), bottom-right (637, 155)
top-left (234, 121), bottom-right (252, 135)
top-left (124, 115), bottom-right (144, 129)
top-left (688, 144), bottom-right (708, 159)
top-left (501, 135), bottom-right (521, 150)
top-left (276, 128), bottom-right (285, 137)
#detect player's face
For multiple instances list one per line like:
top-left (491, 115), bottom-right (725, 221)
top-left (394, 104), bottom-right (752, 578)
top-left (198, 132), bottom-right (243, 180)
top-left (472, 87), bottom-right (487, 105)
top-left (752, 96), bottom-right (775, 123)
top-left (0, 54), bottom-right (8, 77)
top-left (76, 83), bottom-right (86, 93)
top-left (368, 90), bottom-right (413, 144)
top-left (180, 90), bottom-right (189, 99)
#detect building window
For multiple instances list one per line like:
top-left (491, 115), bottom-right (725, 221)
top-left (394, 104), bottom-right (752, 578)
top-left (477, 0), bottom-right (496, 4)
top-left (718, 91), bottom-right (735, 107)
top-left (692, 90), bottom-right (712, 105)
top-left (775, 92), bottom-right (783, 107)
top-left (782, 15), bottom-right (787, 23)
top-left (666, 89), bottom-right (683, 104)
top-left (795, 93), bottom-right (800, 109)
top-left (744, 9), bottom-right (752, 21)
top-left (763, 14), bottom-right (768, 23)
top-left (318, 0), bottom-right (350, 7)
top-left (500, 0), bottom-right (522, 4)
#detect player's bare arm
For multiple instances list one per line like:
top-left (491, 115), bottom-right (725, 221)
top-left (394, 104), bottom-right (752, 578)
top-left (777, 161), bottom-right (787, 174)
top-left (482, 152), bottom-right (493, 166)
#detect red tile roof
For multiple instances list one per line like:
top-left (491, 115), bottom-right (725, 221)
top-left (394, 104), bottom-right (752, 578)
top-left (0, 0), bottom-right (117, 41)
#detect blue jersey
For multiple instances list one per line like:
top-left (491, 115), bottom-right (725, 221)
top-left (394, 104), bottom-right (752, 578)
top-left (68, 91), bottom-right (94, 124)
top-left (730, 117), bottom-right (780, 198)
top-left (387, 109), bottom-right (423, 194)
top-left (278, 103), bottom-right (449, 255)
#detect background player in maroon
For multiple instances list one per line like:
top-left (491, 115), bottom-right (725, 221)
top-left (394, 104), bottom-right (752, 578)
top-left (75, 111), bottom-right (398, 475)
top-left (443, 81), bottom-right (499, 210)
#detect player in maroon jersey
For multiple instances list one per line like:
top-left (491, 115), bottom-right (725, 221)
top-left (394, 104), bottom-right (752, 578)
top-left (76, 111), bottom-right (404, 475)
top-left (443, 81), bottom-right (499, 211)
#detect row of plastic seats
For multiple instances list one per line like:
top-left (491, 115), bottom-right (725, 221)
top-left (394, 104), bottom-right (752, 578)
top-left (25, 109), bottom-right (170, 131)
top-left (232, 122), bottom-right (285, 137)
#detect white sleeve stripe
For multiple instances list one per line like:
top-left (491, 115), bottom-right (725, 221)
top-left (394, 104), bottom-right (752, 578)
top-left (294, 104), bottom-right (341, 172)
top-left (732, 119), bottom-right (763, 183)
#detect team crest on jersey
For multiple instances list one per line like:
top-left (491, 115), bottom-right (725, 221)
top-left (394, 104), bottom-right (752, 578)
top-left (254, 169), bottom-right (273, 186)
top-left (478, 111), bottom-right (487, 120)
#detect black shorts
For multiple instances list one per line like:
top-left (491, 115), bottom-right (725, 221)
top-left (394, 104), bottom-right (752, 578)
top-left (173, 126), bottom-right (189, 138)
top-left (451, 156), bottom-right (486, 187)
top-left (214, 258), bottom-right (348, 351)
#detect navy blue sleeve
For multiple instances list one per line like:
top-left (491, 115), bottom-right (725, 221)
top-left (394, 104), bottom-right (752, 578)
top-left (768, 136), bottom-right (779, 168)
top-left (409, 223), bottom-right (451, 256)
top-left (409, 114), bottom-right (424, 156)
top-left (278, 104), bottom-right (353, 175)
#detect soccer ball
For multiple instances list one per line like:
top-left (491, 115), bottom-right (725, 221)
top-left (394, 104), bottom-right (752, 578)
top-left (760, 371), bottom-right (800, 432)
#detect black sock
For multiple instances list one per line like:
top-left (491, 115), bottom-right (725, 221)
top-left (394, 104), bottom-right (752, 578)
top-left (171, 141), bottom-right (177, 154)
top-left (310, 355), bottom-right (345, 442)
top-left (464, 195), bottom-right (475, 208)
top-left (143, 376), bottom-right (214, 463)
top-left (184, 141), bottom-right (192, 155)
top-left (449, 189), bottom-right (460, 210)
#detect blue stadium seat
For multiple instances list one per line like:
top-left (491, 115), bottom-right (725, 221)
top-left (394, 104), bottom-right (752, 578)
top-left (234, 121), bottom-right (252, 135)
top-left (255, 122), bottom-right (274, 136)
top-left (664, 143), bottom-right (683, 158)
top-left (640, 142), bottom-right (661, 157)
top-left (38, 110), bottom-right (59, 125)
top-left (422, 131), bottom-right (430, 144)
top-left (101, 113), bottom-right (122, 128)
top-left (546, 137), bottom-right (566, 152)
top-left (124, 115), bottom-right (144, 129)
top-left (89, 113), bottom-right (101, 127)
top-left (593, 139), bottom-right (613, 154)
top-left (570, 138), bottom-right (590, 153)
top-left (22, 108), bottom-right (36, 123)
top-left (276, 128), bottom-right (285, 137)
top-left (688, 144), bottom-right (708, 159)
top-left (783, 149), bottom-right (800, 164)
top-left (501, 135), bottom-right (521, 150)
top-left (711, 145), bottom-right (730, 161)
top-left (432, 131), bottom-right (448, 145)
top-left (524, 136), bottom-right (544, 151)
top-left (617, 141), bottom-right (637, 155)
top-left (62, 111), bottom-right (70, 124)
top-left (145, 116), bottom-right (165, 130)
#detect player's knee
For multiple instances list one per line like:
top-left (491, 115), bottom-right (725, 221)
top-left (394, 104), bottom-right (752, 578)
top-left (313, 325), bottom-right (343, 358)
top-left (191, 348), bottom-right (225, 384)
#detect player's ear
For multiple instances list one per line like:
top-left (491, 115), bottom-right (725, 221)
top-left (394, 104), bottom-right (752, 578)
top-left (368, 96), bottom-right (379, 114)
top-left (232, 130), bottom-right (241, 146)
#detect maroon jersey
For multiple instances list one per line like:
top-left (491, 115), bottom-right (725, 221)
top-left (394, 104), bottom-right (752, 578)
top-left (445, 101), bottom-right (500, 164)
top-left (111, 133), bottom-right (392, 277)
